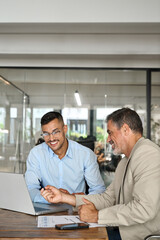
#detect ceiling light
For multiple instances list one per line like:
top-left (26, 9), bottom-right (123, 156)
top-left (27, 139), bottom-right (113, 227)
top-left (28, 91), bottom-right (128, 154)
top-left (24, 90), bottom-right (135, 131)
top-left (74, 90), bottom-right (82, 106)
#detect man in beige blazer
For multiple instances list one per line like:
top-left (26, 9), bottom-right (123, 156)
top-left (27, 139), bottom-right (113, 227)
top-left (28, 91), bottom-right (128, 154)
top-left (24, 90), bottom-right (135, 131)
top-left (41, 108), bottom-right (160, 240)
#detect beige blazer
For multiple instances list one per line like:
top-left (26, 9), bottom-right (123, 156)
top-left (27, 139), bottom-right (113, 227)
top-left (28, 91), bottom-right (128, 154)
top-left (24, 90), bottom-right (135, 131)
top-left (76, 138), bottom-right (160, 240)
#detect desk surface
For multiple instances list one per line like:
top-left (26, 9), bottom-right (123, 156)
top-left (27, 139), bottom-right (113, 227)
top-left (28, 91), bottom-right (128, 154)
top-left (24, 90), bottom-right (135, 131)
top-left (0, 209), bottom-right (108, 240)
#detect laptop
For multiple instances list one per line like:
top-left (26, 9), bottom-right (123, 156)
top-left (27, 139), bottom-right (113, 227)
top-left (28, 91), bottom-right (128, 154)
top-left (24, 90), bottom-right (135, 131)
top-left (0, 172), bottom-right (69, 215)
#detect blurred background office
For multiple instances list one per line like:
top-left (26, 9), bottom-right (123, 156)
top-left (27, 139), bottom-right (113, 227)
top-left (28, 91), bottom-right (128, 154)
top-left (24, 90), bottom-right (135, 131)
top-left (0, 1), bottom-right (160, 182)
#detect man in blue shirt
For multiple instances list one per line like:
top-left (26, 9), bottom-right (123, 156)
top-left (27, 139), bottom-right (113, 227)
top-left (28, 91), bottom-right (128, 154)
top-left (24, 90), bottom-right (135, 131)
top-left (25, 111), bottom-right (105, 203)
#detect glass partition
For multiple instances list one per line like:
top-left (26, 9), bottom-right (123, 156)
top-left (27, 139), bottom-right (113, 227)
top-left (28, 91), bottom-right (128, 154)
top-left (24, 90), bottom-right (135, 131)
top-left (151, 72), bottom-right (160, 146)
top-left (1, 68), bottom-right (160, 175)
top-left (0, 76), bottom-right (30, 173)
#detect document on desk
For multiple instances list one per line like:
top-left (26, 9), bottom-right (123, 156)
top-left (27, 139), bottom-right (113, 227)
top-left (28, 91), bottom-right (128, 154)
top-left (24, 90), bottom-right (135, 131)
top-left (37, 215), bottom-right (106, 228)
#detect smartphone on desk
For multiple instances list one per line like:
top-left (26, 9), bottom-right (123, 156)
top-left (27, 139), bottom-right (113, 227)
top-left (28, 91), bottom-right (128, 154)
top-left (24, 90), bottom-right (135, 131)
top-left (55, 223), bottom-right (89, 230)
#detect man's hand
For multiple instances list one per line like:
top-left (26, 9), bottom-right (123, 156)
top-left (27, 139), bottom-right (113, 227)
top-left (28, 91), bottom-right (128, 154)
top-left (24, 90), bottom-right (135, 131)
top-left (41, 185), bottom-right (76, 206)
top-left (41, 185), bottom-right (63, 203)
top-left (78, 198), bottom-right (98, 223)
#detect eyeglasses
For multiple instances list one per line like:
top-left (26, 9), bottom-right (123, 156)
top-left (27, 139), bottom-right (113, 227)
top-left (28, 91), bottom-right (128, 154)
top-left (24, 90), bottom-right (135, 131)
top-left (41, 130), bottom-right (61, 138)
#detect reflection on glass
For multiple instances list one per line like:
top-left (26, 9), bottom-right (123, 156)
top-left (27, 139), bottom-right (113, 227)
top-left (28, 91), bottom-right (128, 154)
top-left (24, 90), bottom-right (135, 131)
top-left (0, 77), bottom-right (30, 173)
top-left (1, 68), bottom-right (159, 174)
top-left (32, 107), bottom-right (54, 144)
top-left (62, 108), bottom-right (88, 140)
top-left (151, 72), bottom-right (160, 146)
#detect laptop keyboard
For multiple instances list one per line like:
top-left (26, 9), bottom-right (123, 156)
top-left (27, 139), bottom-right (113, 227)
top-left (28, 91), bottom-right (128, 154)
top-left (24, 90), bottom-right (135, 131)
top-left (34, 206), bottom-right (50, 212)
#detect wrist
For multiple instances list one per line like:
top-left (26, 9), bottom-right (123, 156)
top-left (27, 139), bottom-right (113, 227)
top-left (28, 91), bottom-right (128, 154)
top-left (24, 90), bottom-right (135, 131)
top-left (62, 193), bottom-right (76, 206)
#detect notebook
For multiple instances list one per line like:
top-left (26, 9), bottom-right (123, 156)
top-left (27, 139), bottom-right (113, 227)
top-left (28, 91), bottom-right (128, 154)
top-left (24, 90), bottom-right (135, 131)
top-left (0, 172), bottom-right (69, 215)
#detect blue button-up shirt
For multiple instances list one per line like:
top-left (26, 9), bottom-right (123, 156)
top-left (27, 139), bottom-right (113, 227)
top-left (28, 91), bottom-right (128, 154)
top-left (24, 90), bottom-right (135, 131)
top-left (25, 139), bottom-right (105, 203)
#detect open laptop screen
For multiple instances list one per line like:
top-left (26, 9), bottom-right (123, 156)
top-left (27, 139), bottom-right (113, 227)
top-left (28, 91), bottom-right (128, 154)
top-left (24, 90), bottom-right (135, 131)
top-left (0, 172), bottom-right (69, 215)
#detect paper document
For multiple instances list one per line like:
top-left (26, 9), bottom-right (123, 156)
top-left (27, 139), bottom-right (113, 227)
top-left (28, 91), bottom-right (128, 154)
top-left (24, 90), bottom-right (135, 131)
top-left (37, 215), bottom-right (106, 228)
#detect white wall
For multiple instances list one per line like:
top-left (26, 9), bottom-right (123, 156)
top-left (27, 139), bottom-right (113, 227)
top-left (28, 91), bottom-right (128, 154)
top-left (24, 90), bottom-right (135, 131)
top-left (0, 0), bottom-right (160, 68)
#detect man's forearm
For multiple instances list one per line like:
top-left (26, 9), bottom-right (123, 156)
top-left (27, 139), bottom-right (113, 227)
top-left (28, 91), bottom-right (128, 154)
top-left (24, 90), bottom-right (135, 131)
top-left (62, 193), bottom-right (76, 206)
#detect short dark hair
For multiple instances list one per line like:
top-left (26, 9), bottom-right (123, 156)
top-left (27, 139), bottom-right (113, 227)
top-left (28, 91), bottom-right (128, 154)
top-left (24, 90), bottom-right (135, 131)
top-left (41, 111), bottom-right (64, 126)
top-left (106, 108), bottom-right (143, 135)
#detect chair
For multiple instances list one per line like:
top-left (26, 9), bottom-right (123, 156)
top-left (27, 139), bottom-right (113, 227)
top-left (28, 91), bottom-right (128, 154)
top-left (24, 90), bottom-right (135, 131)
top-left (77, 135), bottom-right (96, 152)
top-left (144, 235), bottom-right (160, 240)
top-left (77, 135), bottom-right (96, 194)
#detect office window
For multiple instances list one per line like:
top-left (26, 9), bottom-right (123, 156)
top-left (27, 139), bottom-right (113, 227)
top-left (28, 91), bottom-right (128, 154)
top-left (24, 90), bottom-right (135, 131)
top-left (0, 77), bottom-right (29, 173)
top-left (10, 108), bottom-right (17, 144)
top-left (0, 107), bottom-right (5, 130)
top-left (32, 107), bottom-right (53, 143)
top-left (1, 67), bottom-right (160, 174)
top-left (151, 72), bottom-right (160, 145)
top-left (62, 108), bottom-right (88, 140)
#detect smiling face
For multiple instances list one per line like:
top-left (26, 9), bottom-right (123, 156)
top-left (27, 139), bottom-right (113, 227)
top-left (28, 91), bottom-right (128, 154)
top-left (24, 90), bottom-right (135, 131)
top-left (42, 118), bottom-right (68, 156)
top-left (107, 120), bottom-right (126, 156)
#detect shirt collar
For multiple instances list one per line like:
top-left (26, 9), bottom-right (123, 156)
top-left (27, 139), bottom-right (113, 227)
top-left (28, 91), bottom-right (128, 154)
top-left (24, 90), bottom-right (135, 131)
top-left (44, 139), bottom-right (73, 159)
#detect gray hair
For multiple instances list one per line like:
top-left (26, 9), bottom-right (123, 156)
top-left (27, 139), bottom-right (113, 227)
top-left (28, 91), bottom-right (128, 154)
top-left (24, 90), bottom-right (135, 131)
top-left (106, 108), bottom-right (143, 135)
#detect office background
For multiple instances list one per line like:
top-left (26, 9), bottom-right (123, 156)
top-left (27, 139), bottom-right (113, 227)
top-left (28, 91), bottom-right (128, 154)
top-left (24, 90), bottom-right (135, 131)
top-left (0, 0), bottom-right (160, 173)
